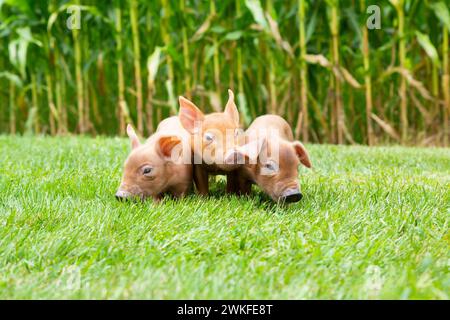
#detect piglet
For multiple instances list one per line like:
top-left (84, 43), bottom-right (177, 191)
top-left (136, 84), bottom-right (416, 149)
top-left (225, 115), bottom-right (312, 203)
top-left (178, 89), bottom-right (242, 195)
top-left (116, 116), bottom-right (193, 202)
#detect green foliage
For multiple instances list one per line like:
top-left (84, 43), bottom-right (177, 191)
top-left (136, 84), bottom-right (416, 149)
top-left (0, 0), bottom-right (448, 145)
top-left (8, 27), bottom-right (41, 78)
top-left (430, 1), bottom-right (450, 32)
top-left (0, 71), bottom-right (22, 86)
top-left (415, 31), bottom-right (440, 67)
top-left (0, 136), bottom-right (448, 298)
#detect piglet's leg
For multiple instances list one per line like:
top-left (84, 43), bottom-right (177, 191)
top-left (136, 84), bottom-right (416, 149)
top-left (152, 194), bottom-right (164, 203)
top-left (226, 172), bottom-right (240, 194)
top-left (194, 165), bottom-right (209, 196)
top-left (238, 177), bottom-right (252, 196)
top-left (170, 183), bottom-right (191, 199)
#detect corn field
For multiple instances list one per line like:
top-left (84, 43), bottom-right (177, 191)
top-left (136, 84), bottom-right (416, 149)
top-left (0, 0), bottom-right (449, 146)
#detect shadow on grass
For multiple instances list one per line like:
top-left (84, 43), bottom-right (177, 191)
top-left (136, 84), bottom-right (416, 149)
top-left (200, 181), bottom-right (306, 214)
top-left (112, 178), bottom-right (310, 215)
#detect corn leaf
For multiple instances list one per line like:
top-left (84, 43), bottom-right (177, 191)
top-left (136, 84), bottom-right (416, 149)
top-left (147, 47), bottom-right (162, 84)
top-left (0, 71), bottom-right (22, 87)
top-left (245, 0), bottom-right (268, 32)
top-left (415, 31), bottom-right (440, 67)
top-left (224, 31), bottom-right (243, 41)
top-left (371, 113), bottom-right (400, 141)
top-left (429, 2), bottom-right (450, 32)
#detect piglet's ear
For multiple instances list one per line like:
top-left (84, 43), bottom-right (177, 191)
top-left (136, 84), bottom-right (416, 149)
top-left (292, 141), bottom-right (312, 168)
top-left (224, 138), bottom-right (265, 165)
top-left (224, 89), bottom-right (240, 126)
top-left (158, 135), bottom-right (182, 160)
top-left (127, 124), bottom-right (140, 150)
top-left (178, 96), bottom-right (205, 134)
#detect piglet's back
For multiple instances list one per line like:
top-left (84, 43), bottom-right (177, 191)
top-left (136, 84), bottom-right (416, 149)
top-left (150, 116), bottom-right (192, 164)
top-left (246, 114), bottom-right (294, 141)
top-left (156, 116), bottom-right (189, 139)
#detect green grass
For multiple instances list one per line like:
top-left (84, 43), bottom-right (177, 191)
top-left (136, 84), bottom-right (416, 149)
top-left (0, 136), bottom-right (449, 299)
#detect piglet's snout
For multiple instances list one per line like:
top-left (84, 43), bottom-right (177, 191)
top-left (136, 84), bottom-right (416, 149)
top-left (281, 188), bottom-right (303, 203)
top-left (115, 190), bottom-right (131, 201)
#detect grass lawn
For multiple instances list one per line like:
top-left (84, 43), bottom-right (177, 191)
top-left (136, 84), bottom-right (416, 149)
top-left (0, 136), bottom-right (448, 299)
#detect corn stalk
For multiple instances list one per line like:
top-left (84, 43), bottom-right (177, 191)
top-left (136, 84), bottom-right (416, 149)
top-left (72, 10), bottom-right (85, 133)
top-left (295, 0), bottom-right (308, 141)
top-left (161, 0), bottom-right (177, 117)
top-left (9, 82), bottom-right (16, 134)
top-left (361, 0), bottom-right (374, 145)
top-left (210, 1), bottom-right (221, 104)
top-left (54, 49), bottom-right (67, 134)
top-left (443, 26), bottom-right (449, 146)
top-left (180, 0), bottom-right (191, 98)
top-left (129, 0), bottom-right (144, 134)
top-left (115, 5), bottom-right (128, 135)
top-left (391, 0), bottom-right (408, 143)
top-left (328, 0), bottom-right (343, 143)
top-left (45, 72), bottom-right (56, 135)
top-left (31, 73), bottom-right (39, 134)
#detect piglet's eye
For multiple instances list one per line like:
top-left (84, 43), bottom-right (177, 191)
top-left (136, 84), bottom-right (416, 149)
top-left (204, 132), bottom-right (214, 142)
top-left (142, 166), bottom-right (153, 175)
top-left (260, 161), bottom-right (279, 176)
